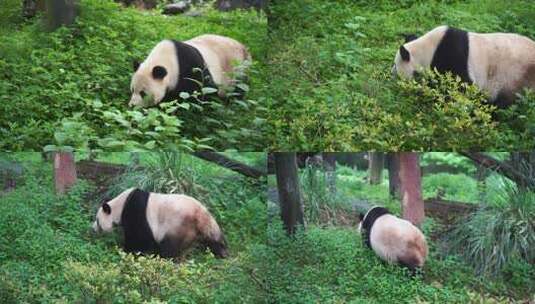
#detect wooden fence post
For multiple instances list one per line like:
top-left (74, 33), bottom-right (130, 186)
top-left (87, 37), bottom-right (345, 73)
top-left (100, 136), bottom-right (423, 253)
top-left (54, 152), bottom-right (77, 194)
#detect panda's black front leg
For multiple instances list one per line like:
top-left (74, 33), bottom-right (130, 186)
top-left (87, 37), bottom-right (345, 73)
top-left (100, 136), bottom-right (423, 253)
top-left (158, 236), bottom-right (182, 258)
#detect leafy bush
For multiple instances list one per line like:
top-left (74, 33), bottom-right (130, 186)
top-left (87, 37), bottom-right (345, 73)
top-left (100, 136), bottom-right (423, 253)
top-left (445, 180), bottom-right (535, 281)
top-left (0, 0), bottom-right (267, 151)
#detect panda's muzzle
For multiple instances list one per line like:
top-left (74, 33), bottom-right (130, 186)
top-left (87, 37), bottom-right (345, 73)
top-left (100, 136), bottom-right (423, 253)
top-left (391, 65), bottom-right (397, 78)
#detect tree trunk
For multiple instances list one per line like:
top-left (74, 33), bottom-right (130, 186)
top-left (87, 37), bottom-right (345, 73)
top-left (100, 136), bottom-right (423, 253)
top-left (45, 0), bottom-right (77, 31)
top-left (386, 153), bottom-right (401, 199)
top-left (274, 153), bottom-right (304, 235)
top-left (22, 0), bottom-right (46, 18)
top-left (399, 152), bottom-right (424, 226)
top-left (322, 152), bottom-right (336, 195)
top-left (368, 152), bottom-right (384, 185)
top-left (54, 152), bottom-right (77, 195)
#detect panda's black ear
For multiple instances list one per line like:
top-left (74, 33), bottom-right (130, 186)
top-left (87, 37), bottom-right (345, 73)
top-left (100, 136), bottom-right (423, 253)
top-left (400, 45), bottom-right (410, 62)
top-left (133, 60), bottom-right (141, 72)
top-left (152, 65), bottom-right (167, 79)
top-left (402, 33), bottom-right (418, 43)
top-left (359, 213), bottom-right (365, 221)
top-left (102, 203), bottom-right (111, 215)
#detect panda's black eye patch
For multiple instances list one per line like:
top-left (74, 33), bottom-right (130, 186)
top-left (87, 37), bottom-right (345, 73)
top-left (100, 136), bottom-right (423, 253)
top-left (140, 91), bottom-right (146, 98)
top-left (152, 65), bottom-right (167, 79)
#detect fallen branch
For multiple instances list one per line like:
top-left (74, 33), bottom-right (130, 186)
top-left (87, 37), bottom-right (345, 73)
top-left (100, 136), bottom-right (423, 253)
top-left (460, 152), bottom-right (532, 187)
top-left (192, 152), bottom-right (266, 179)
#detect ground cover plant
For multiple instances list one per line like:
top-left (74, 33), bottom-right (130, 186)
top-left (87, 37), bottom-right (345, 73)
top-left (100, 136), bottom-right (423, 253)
top-left (266, 153), bottom-right (534, 302)
top-left (0, 0), bottom-right (267, 151)
top-left (0, 152), bottom-right (268, 303)
top-left (266, 0), bottom-right (535, 150)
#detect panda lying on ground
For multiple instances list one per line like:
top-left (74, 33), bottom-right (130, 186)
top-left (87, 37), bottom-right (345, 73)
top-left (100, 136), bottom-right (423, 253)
top-left (129, 34), bottom-right (251, 107)
top-left (392, 25), bottom-right (535, 107)
top-left (92, 188), bottom-right (228, 259)
top-left (358, 206), bottom-right (428, 274)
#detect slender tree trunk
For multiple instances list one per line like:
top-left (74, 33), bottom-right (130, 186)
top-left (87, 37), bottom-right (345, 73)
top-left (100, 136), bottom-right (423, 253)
top-left (368, 152), bottom-right (384, 185)
top-left (274, 153), bottom-right (304, 235)
top-left (387, 153), bottom-right (401, 199)
top-left (399, 152), bottom-right (424, 226)
top-left (323, 152), bottom-right (336, 195)
top-left (54, 152), bottom-right (77, 195)
top-left (45, 0), bottom-right (77, 31)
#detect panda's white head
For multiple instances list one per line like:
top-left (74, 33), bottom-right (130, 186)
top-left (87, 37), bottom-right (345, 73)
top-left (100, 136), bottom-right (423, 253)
top-left (92, 202), bottom-right (114, 233)
top-left (92, 188), bottom-right (132, 233)
top-left (392, 26), bottom-right (449, 79)
top-left (129, 40), bottom-right (179, 107)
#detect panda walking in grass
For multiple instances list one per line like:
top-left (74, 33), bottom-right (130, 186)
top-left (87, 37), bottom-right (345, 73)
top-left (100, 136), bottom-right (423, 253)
top-left (129, 34), bottom-right (251, 107)
top-left (92, 188), bottom-right (228, 259)
top-left (392, 25), bottom-right (535, 107)
top-left (358, 206), bottom-right (428, 275)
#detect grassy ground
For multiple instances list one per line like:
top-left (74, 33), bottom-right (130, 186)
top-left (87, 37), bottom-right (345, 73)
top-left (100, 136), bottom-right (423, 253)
top-left (266, 155), bottom-right (534, 302)
top-left (0, 153), bottom-right (268, 303)
top-left (0, 0), bottom-right (267, 151)
top-left (266, 0), bottom-right (535, 150)
top-left (266, 222), bottom-right (534, 303)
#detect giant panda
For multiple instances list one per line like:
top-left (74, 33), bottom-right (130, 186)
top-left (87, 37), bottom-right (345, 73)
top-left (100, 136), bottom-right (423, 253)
top-left (129, 34), bottom-right (251, 107)
top-left (358, 206), bottom-right (428, 273)
top-left (92, 188), bottom-right (228, 259)
top-left (392, 25), bottom-right (535, 107)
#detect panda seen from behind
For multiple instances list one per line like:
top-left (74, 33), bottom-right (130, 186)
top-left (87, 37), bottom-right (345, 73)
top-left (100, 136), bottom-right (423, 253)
top-left (92, 188), bottom-right (228, 259)
top-left (129, 34), bottom-right (251, 107)
top-left (358, 206), bottom-right (428, 275)
top-left (392, 25), bottom-right (535, 107)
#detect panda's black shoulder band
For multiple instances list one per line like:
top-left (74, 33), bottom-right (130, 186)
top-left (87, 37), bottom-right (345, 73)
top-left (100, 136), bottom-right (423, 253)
top-left (361, 207), bottom-right (390, 249)
top-left (430, 26), bottom-right (471, 83)
top-left (169, 40), bottom-right (216, 100)
top-left (121, 188), bottom-right (158, 253)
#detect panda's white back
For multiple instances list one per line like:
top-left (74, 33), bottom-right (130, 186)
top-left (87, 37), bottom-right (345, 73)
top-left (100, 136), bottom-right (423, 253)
top-left (467, 32), bottom-right (535, 100)
top-left (185, 34), bottom-right (250, 87)
top-left (145, 193), bottom-right (217, 243)
top-left (369, 214), bottom-right (426, 265)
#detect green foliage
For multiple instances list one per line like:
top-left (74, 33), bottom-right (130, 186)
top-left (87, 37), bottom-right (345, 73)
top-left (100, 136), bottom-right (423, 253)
top-left (446, 180), bottom-right (535, 283)
top-left (421, 152), bottom-right (477, 174)
top-left (299, 163), bottom-right (350, 225)
top-left (265, 222), bottom-right (527, 303)
top-left (266, 0), bottom-right (535, 150)
top-left (0, 0), bottom-right (267, 151)
top-left (422, 172), bottom-right (479, 202)
top-left (0, 154), bottom-right (267, 302)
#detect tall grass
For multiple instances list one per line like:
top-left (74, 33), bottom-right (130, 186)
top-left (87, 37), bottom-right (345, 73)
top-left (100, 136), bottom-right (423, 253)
top-left (299, 162), bottom-right (354, 225)
top-left (446, 178), bottom-right (535, 277)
